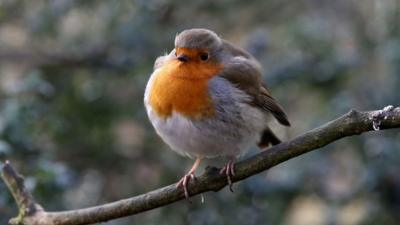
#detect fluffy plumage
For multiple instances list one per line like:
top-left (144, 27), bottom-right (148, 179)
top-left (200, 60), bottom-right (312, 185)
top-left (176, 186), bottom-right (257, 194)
top-left (144, 28), bottom-right (290, 197)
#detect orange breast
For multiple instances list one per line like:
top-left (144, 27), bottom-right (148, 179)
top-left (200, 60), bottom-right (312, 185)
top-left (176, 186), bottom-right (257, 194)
top-left (149, 59), bottom-right (222, 119)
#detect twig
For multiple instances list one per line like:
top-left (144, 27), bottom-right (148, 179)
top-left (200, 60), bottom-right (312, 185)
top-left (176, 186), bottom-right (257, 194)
top-left (1, 161), bottom-right (44, 225)
top-left (2, 106), bottom-right (400, 225)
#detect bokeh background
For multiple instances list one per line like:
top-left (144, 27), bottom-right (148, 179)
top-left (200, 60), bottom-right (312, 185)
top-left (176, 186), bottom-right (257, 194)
top-left (0, 0), bottom-right (399, 224)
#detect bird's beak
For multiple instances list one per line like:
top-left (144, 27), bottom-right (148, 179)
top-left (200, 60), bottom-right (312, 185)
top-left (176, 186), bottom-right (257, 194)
top-left (177, 54), bottom-right (189, 62)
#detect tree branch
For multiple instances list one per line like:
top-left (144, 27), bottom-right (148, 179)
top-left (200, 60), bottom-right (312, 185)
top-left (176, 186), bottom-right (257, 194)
top-left (2, 106), bottom-right (400, 225)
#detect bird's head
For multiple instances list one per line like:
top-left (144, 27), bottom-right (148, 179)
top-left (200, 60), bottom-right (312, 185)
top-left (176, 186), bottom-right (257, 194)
top-left (174, 28), bottom-right (223, 64)
top-left (148, 29), bottom-right (224, 118)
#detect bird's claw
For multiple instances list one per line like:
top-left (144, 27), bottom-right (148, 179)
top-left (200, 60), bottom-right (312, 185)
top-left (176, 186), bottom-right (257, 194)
top-left (177, 172), bottom-right (196, 200)
top-left (220, 159), bottom-right (236, 192)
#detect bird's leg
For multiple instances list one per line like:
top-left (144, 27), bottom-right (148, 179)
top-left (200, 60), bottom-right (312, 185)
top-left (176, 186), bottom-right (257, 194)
top-left (177, 157), bottom-right (202, 200)
top-left (220, 156), bottom-right (236, 192)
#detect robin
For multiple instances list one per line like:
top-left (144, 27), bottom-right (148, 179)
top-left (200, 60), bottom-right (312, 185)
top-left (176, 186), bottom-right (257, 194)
top-left (144, 28), bottom-right (290, 199)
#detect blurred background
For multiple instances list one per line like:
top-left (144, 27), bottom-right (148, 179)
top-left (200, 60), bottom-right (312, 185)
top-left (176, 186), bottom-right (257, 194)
top-left (0, 0), bottom-right (399, 224)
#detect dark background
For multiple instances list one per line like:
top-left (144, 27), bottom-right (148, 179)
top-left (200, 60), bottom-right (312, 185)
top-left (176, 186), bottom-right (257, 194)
top-left (0, 0), bottom-right (399, 224)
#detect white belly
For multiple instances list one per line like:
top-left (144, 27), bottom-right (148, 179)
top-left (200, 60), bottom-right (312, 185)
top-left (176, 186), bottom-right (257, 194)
top-left (144, 76), bottom-right (268, 159)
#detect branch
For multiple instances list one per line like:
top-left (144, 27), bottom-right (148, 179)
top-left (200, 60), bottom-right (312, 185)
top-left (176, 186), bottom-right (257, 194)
top-left (2, 106), bottom-right (400, 225)
top-left (1, 161), bottom-right (44, 225)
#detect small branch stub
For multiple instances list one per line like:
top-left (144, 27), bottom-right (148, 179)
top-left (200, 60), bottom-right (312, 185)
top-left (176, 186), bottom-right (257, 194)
top-left (371, 105), bottom-right (395, 131)
top-left (1, 161), bottom-right (43, 225)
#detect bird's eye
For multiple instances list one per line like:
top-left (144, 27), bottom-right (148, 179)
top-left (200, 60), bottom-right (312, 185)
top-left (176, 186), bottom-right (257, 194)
top-left (199, 53), bottom-right (209, 61)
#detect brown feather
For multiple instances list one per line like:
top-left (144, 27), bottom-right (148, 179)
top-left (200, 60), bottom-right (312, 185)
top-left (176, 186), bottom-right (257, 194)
top-left (256, 86), bottom-right (291, 126)
top-left (219, 40), bottom-right (290, 126)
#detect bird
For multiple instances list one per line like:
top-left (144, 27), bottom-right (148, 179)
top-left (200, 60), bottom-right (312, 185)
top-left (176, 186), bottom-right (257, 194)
top-left (144, 28), bottom-right (290, 199)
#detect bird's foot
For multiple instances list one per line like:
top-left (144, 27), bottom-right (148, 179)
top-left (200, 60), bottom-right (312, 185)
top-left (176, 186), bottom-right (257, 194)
top-left (220, 158), bottom-right (236, 192)
top-left (176, 172), bottom-right (196, 200)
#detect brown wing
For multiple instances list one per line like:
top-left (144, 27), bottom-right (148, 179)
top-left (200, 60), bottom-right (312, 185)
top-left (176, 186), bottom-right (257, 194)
top-left (219, 40), bottom-right (290, 127)
top-left (256, 86), bottom-right (291, 126)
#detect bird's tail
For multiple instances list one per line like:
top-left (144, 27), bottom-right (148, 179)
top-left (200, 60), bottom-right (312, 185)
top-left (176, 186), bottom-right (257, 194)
top-left (258, 127), bottom-right (281, 148)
